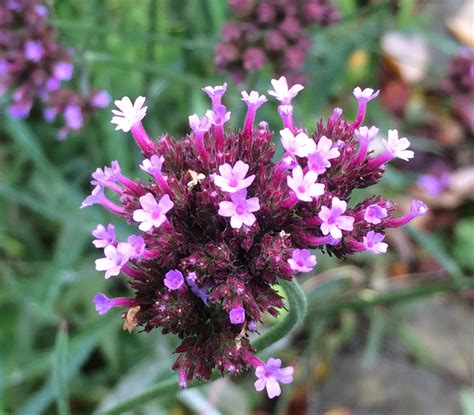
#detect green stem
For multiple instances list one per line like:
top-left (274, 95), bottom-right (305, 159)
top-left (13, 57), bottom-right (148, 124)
top-left (97, 279), bottom-right (307, 415)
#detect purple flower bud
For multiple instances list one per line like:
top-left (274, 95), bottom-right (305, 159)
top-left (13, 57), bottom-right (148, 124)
top-left (92, 90), bottom-right (111, 108)
top-left (24, 40), bottom-right (44, 62)
top-left (64, 105), bottom-right (83, 130)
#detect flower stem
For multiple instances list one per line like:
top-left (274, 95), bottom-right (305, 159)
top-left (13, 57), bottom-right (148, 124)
top-left (97, 278), bottom-right (307, 415)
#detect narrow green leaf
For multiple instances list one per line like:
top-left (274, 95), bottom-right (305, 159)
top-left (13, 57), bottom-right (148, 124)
top-left (53, 322), bottom-right (71, 415)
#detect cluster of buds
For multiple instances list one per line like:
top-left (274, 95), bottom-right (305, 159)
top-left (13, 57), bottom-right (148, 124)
top-left (0, 0), bottom-right (109, 138)
top-left (83, 76), bottom-right (427, 399)
top-left (444, 48), bottom-right (474, 132)
top-left (215, 0), bottom-right (339, 84)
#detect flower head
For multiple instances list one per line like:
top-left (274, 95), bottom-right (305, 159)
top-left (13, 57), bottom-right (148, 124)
top-left (353, 87), bottom-right (380, 103)
top-left (319, 197), bottom-right (354, 239)
top-left (164, 269), bottom-right (185, 290)
top-left (229, 306), bottom-right (246, 324)
top-left (218, 189), bottom-right (260, 229)
top-left (287, 166), bottom-right (324, 202)
top-left (287, 249), bottom-right (317, 273)
top-left (363, 231), bottom-right (388, 254)
top-left (268, 76), bottom-right (304, 105)
top-left (254, 358), bottom-right (294, 399)
top-left (214, 160), bottom-right (255, 193)
top-left (382, 129), bottom-right (414, 161)
top-left (111, 96), bottom-right (147, 132)
top-left (133, 193), bottom-right (174, 232)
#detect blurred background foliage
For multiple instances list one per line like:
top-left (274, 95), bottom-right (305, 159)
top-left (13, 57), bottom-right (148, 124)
top-left (1, 0), bottom-right (473, 414)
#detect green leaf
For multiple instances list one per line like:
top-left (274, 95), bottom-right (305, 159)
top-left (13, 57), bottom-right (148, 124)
top-left (52, 322), bottom-right (71, 415)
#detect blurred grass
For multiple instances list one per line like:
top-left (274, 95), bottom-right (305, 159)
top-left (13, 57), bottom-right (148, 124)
top-left (0, 0), bottom-right (471, 414)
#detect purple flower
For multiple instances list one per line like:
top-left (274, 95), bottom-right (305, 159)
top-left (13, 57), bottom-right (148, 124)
top-left (218, 189), bottom-right (260, 229)
top-left (93, 293), bottom-right (113, 315)
top-left (53, 61), bottom-right (74, 81)
top-left (355, 126), bottom-right (379, 143)
top-left (164, 269), bottom-right (185, 290)
top-left (111, 96), bottom-right (147, 132)
top-left (318, 197), bottom-right (354, 239)
top-left (410, 200), bottom-right (429, 216)
top-left (133, 193), bottom-right (174, 232)
top-left (80, 186), bottom-right (105, 208)
top-left (91, 90), bottom-right (111, 108)
top-left (64, 105), bottom-right (84, 130)
top-left (92, 223), bottom-right (116, 248)
top-left (127, 235), bottom-right (146, 258)
top-left (229, 306), bottom-right (246, 324)
top-left (189, 114), bottom-right (211, 134)
top-left (24, 40), bottom-right (44, 62)
top-left (140, 155), bottom-right (165, 178)
top-left (287, 249), bottom-right (317, 273)
top-left (307, 136), bottom-right (340, 174)
top-left (202, 83), bottom-right (228, 105)
top-left (268, 76), bottom-right (304, 105)
top-left (46, 77), bottom-right (60, 91)
top-left (205, 104), bottom-right (231, 127)
top-left (287, 166), bottom-right (324, 202)
top-left (214, 160), bottom-right (255, 193)
top-left (43, 107), bottom-right (58, 122)
top-left (241, 90), bottom-right (267, 109)
top-left (382, 129), bottom-right (414, 161)
top-left (363, 231), bottom-right (388, 254)
top-left (364, 204), bottom-right (388, 225)
top-left (95, 243), bottom-right (132, 279)
top-left (242, 48), bottom-right (267, 70)
top-left (35, 5), bottom-right (48, 17)
top-left (254, 358), bottom-right (294, 399)
top-left (8, 102), bottom-right (32, 118)
top-left (353, 87), bottom-right (379, 103)
top-left (280, 128), bottom-right (316, 158)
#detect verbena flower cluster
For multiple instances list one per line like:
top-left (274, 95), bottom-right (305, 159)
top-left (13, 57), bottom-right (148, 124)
top-left (83, 77), bottom-right (427, 399)
top-left (0, 0), bottom-right (109, 139)
top-left (444, 48), bottom-right (474, 132)
top-left (215, 0), bottom-right (339, 84)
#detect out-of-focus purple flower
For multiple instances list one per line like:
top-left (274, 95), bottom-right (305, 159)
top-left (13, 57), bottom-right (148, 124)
top-left (24, 40), bottom-right (44, 62)
top-left (91, 90), bottom-right (111, 108)
top-left (287, 249), bottom-right (317, 273)
top-left (53, 61), bottom-right (74, 81)
top-left (254, 358), bottom-right (294, 399)
top-left (8, 102), bottom-right (32, 118)
top-left (64, 105), bottom-right (84, 130)
top-left (229, 306), bottom-right (246, 324)
top-left (243, 48), bottom-right (267, 70)
top-left (43, 107), bottom-right (58, 122)
top-left (164, 269), bottom-right (185, 290)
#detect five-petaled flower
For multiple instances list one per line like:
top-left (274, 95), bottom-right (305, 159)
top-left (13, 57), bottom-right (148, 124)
top-left (280, 128), bottom-right (316, 158)
top-left (95, 243), bottom-right (132, 279)
top-left (318, 197), bottom-right (354, 239)
top-left (353, 87), bottom-right (380, 103)
top-left (307, 136), bottom-right (340, 174)
top-left (287, 166), bottom-right (324, 202)
top-left (218, 189), bottom-right (260, 229)
top-left (364, 204), bottom-right (388, 225)
top-left (383, 129), bottom-right (414, 161)
top-left (214, 160), bottom-right (255, 193)
top-left (241, 90), bottom-right (268, 108)
top-left (111, 96), bottom-right (148, 132)
top-left (92, 223), bottom-right (116, 248)
top-left (287, 249), bottom-right (317, 273)
top-left (268, 76), bottom-right (304, 105)
top-left (133, 193), bottom-right (174, 232)
top-left (254, 358), bottom-right (294, 399)
top-left (363, 231), bottom-right (388, 254)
